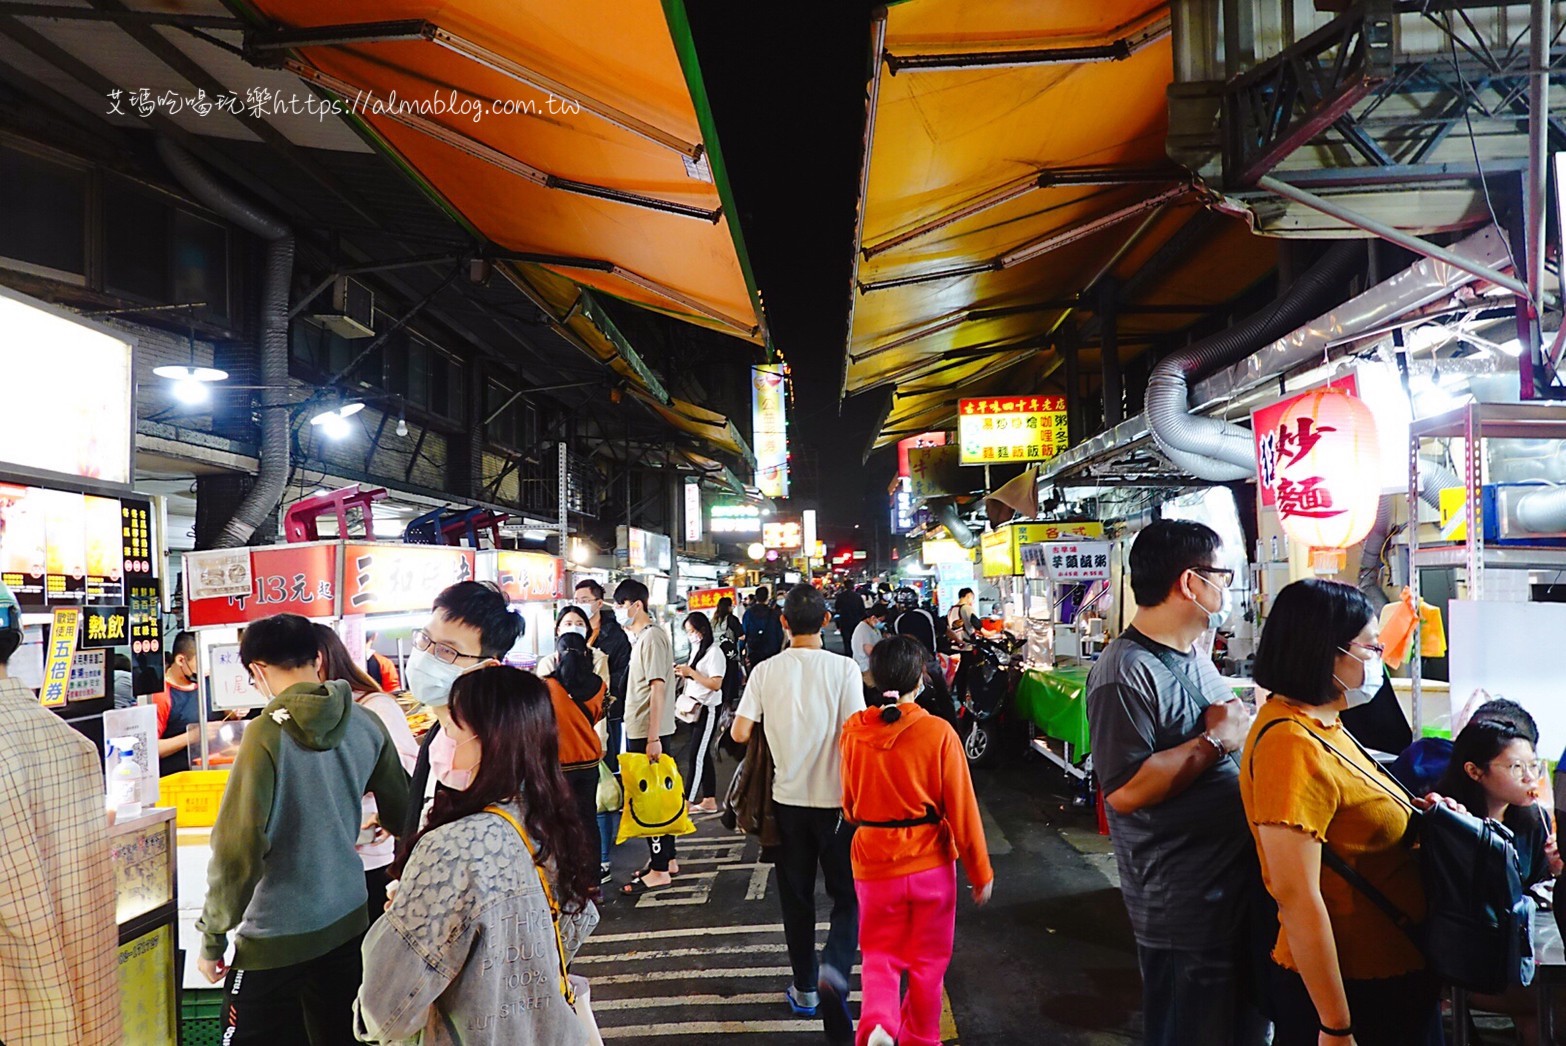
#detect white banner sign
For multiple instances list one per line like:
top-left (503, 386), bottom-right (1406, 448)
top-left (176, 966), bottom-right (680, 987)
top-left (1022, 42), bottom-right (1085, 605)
top-left (1039, 541), bottom-right (1111, 582)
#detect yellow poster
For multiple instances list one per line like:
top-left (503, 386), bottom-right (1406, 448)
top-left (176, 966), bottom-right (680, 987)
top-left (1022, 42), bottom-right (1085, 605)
top-left (117, 923), bottom-right (176, 1045)
top-left (41, 607), bottom-right (79, 707)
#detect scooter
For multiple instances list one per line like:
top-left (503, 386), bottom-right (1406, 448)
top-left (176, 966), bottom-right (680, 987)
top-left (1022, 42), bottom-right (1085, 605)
top-left (957, 630), bottom-right (1024, 766)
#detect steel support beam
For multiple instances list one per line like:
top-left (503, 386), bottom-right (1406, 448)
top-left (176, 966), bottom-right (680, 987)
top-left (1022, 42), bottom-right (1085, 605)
top-left (884, 11), bottom-right (1170, 73)
top-left (1257, 175), bottom-right (1534, 302)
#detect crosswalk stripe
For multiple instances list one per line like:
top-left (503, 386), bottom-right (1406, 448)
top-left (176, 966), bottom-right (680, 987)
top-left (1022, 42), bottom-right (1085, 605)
top-left (595, 991), bottom-right (864, 1010)
top-left (574, 942), bottom-right (788, 964)
top-left (589, 964), bottom-right (861, 987)
top-left (582, 922), bottom-right (828, 946)
top-left (601, 1020), bottom-right (821, 1038)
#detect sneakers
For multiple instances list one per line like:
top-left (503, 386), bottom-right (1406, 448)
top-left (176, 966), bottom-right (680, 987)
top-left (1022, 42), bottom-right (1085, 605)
top-left (866, 1026), bottom-right (895, 1046)
top-left (818, 964), bottom-right (854, 1043)
top-left (785, 984), bottom-right (819, 1016)
top-left (599, 862), bottom-right (613, 884)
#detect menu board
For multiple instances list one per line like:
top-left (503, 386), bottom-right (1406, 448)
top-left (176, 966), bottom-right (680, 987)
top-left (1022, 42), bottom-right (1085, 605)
top-left (120, 499), bottom-right (155, 579)
top-left (127, 581), bottom-right (162, 656)
top-left (0, 484), bottom-right (129, 607)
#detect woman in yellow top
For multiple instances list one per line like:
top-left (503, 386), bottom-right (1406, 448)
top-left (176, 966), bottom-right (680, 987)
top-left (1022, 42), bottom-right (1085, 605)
top-left (1241, 579), bottom-right (1447, 1046)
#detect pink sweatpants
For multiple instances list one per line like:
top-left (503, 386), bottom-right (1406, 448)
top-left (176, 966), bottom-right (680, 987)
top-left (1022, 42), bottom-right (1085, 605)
top-left (854, 862), bottom-right (957, 1046)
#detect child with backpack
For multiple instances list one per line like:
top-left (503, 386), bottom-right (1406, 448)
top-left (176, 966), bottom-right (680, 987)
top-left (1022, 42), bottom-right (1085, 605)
top-left (840, 635), bottom-right (993, 1046)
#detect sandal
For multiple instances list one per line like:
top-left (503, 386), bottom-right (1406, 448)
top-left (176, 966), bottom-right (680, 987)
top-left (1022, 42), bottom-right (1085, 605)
top-left (630, 861), bottom-right (679, 882)
top-left (621, 875), bottom-right (673, 896)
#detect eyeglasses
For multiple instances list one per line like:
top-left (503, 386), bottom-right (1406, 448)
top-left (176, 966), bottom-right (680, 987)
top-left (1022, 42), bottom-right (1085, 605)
top-left (1192, 567), bottom-right (1235, 588)
top-left (1493, 759), bottom-right (1545, 781)
top-left (412, 627), bottom-right (484, 665)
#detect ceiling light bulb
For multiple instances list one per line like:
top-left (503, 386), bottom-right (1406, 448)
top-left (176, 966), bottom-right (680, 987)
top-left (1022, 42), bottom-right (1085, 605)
top-left (172, 376), bottom-right (210, 406)
top-left (396, 415), bottom-right (409, 437)
top-left (319, 413), bottom-right (351, 440)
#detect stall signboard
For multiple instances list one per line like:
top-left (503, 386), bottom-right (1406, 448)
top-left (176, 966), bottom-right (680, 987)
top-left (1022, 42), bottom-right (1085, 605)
top-left (120, 498), bottom-right (155, 579)
top-left (890, 478), bottom-right (915, 535)
top-left (685, 482), bottom-right (703, 543)
top-left (185, 549), bottom-right (253, 601)
top-left (343, 543), bottom-right (475, 615)
top-left (897, 432), bottom-right (947, 479)
top-left (209, 642), bottom-right (265, 711)
top-left (922, 538), bottom-right (974, 565)
top-left (980, 530), bottom-right (1013, 578)
top-left (1035, 541), bottom-right (1112, 582)
top-left (753, 364), bottom-right (790, 498)
top-left (763, 519), bottom-right (803, 550)
top-left (688, 586), bottom-right (737, 612)
top-left (1252, 376), bottom-right (1358, 508)
top-left (82, 605), bottom-right (129, 648)
top-left (41, 607), bottom-right (80, 706)
top-left (185, 544), bottom-right (339, 627)
top-left (618, 526), bottom-right (673, 573)
top-left (0, 288), bottom-right (134, 489)
top-left (67, 648), bottom-right (106, 702)
top-left (127, 580), bottom-right (161, 655)
top-left (0, 484), bottom-right (133, 607)
top-left (908, 444), bottom-right (962, 499)
top-left (494, 550), bottom-right (565, 603)
top-left (710, 503), bottom-right (761, 535)
top-left (957, 396), bottom-right (1069, 465)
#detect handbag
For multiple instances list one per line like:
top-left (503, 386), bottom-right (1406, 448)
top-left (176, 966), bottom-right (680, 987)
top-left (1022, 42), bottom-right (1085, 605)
top-left (595, 760), bottom-right (622, 815)
top-left (485, 805), bottom-right (604, 1044)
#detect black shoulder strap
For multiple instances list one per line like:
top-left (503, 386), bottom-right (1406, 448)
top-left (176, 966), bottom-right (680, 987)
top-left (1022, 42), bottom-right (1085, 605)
top-left (1123, 628), bottom-right (1212, 711)
top-left (1247, 715), bottom-right (1421, 939)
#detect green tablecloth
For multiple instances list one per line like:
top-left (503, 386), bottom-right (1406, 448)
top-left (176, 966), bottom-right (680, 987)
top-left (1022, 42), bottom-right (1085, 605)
top-left (1015, 665), bottom-right (1093, 755)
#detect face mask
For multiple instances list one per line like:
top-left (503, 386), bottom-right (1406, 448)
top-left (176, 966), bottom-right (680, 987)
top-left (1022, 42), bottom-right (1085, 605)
top-left (614, 605), bottom-right (634, 627)
top-left (1335, 648), bottom-right (1384, 708)
top-left (1190, 571), bottom-right (1233, 631)
top-left (430, 730), bottom-right (478, 791)
top-left (559, 623), bottom-right (588, 640)
top-left (250, 668), bottom-right (274, 703)
top-left (404, 647), bottom-right (467, 708)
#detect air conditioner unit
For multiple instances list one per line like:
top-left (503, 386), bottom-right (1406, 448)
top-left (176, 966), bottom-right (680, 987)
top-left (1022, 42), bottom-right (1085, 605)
top-left (313, 276), bottom-right (374, 339)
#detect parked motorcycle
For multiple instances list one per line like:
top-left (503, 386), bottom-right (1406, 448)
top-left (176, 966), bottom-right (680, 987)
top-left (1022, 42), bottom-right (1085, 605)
top-left (957, 630), bottom-right (1024, 766)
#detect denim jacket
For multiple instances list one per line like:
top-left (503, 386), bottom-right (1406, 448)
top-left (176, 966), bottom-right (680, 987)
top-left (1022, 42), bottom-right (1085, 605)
top-left (354, 801), bottom-right (599, 1045)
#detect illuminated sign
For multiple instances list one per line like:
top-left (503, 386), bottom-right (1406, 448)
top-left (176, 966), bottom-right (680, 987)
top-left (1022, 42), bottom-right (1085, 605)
top-left (763, 519), bottom-right (803, 550)
top-left (685, 482), bottom-right (703, 543)
top-left (922, 539), bottom-right (974, 565)
top-left (0, 289), bottom-right (133, 488)
top-left (492, 550), bottom-right (565, 603)
top-left (982, 521), bottom-right (1105, 577)
top-left (618, 526), bottom-right (674, 573)
top-left (980, 530), bottom-right (1013, 578)
top-left (688, 586), bottom-right (737, 612)
top-left (0, 485), bottom-right (129, 607)
top-left (752, 365), bottom-right (790, 498)
top-left (890, 478), bottom-right (915, 534)
top-left (710, 503), bottom-right (761, 535)
top-left (1032, 541), bottom-right (1111, 581)
top-left (957, 396), bottom-right (1069, 465)
top-left (897, 431), bottom-right (947, 479)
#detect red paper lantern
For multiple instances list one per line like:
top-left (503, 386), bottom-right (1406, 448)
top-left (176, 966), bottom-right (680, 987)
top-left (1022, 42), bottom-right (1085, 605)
top-left (1271, 389), bottom-right (1382, 550)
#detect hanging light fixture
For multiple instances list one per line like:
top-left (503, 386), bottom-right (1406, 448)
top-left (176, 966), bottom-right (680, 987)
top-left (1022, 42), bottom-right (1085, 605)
top-left (309, 400), bottom-right (365, 440)
top-left (1272, 388), bottom-right (1382, 551)
top-left (154, 320), bottom-right (227, 404)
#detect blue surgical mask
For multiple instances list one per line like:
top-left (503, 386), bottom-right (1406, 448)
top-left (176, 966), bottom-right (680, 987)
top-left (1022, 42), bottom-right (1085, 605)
top-left (404, 648), bottom-right (466, 708)
top-left (1190, 571), bottom-right (1233, 631)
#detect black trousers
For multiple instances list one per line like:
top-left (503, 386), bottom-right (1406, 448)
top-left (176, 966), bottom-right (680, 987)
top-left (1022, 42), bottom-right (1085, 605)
top-left (680, 704), bottom-right (720, 803)
top-left (222, 933), bottom-right (364, 1045)
top-left (363, 866), bottom-right (391, 928)
top-left (773, 803), bottom-right (858, 996)
top-left (1137, 942), bottom-right (1271, 1046)
top-left (626, 734), bottom-right (677, 871)
top-left (1268, 963), bottom-right (1441, 1046)
top-left (564, 764), bottom-right (602, 871)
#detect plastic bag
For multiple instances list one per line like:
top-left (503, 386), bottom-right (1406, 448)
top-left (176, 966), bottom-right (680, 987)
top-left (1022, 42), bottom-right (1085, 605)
top-left (615, 752), bottom-right (697, 842)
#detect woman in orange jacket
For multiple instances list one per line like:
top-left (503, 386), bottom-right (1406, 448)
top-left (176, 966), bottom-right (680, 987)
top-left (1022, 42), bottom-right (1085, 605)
top-left (542, 631), bottom-right (606, 877)
top-left (841, 635), bottom-right (995, 1046)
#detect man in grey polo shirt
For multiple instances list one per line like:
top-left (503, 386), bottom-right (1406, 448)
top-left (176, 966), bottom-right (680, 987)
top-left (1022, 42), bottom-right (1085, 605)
top-left (614, 578), bottom-right (677, 896)
top-left (1086, 520), bottom-right (1266, 1046)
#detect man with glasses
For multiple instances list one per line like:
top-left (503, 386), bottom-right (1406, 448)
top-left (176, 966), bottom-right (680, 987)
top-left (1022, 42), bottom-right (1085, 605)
top-left (574, 578), bottom-right (632, 763)
top-left (1085, 520), bottom-right (1266, 1046)
top-left (401, 581), bottom-right (523, 836)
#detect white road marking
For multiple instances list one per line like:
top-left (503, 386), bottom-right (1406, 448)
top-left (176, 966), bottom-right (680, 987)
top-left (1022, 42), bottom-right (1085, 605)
top-left (595, 991), bottom-right (863, 1010)
top-left (746, 863), bottom-right (771, 901)
top-left (574, 942), bottom-right (789, 964)
top-left (602, 1021), bottom-right (821, 1038)
top-left (588, 963), bottom-right (859, 987)
top-left (583, 922), bottom-right (827, 946)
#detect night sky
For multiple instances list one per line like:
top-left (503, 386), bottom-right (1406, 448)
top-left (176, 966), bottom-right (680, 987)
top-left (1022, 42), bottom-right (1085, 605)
top-left (684, 1), bottom-right (888, 535)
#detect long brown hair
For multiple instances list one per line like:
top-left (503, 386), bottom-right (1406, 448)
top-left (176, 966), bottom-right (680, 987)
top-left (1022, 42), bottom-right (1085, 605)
top-left (313, 623), bottom-right (384, 696)
top-left (394, 665), bottom-right (598, 910)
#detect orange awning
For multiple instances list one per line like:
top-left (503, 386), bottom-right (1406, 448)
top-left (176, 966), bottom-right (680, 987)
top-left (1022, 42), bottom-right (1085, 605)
top-left (240, 0), bottom-right (766, 349)
top-left (845, 1), bottom-right (1276, 450)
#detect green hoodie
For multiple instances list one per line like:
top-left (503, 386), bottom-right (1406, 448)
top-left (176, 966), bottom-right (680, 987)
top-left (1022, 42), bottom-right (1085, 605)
top-left (196, 679), bottom-right (412, 969)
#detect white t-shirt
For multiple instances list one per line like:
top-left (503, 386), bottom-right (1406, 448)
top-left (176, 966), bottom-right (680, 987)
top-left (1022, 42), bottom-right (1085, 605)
top-left (682, 643), bottom-right (728, 707)
top-left (355, 692), bottom-right (419, 871)
top-left (735, 646), bottom-right (865, 808)
top-left (850, 620), bottom-right (880, 673)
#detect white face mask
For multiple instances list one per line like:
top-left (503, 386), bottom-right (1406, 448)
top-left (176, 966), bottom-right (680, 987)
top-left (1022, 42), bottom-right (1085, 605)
top-left (1190, 570), bottom-right (1233, 631)
top-left (559, 623), bottom-right (589, 640)
top-left (614, 604), bottom-right (634, 627)
top-left (404, 648), bottom-right (468, 708)
top-left (1335, 647), bottom-right (1384, 708)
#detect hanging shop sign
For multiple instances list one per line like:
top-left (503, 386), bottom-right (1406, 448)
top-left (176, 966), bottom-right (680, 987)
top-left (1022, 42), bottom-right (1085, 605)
top-left (763, 519), bottom-right (803, 551)
top-left (688, 586), bottom-right (737, 612)
top-left (890, 479), bottom-right (915, 535)
top-left (685, 481), bottom-right (703, 543)
top-left (185, 544), bottom-right (340, 627)
top-left (1032, 541), bottom-right (1112, 582)
top-left (492, 550), bottom-right (565, 603)
top-left (710, 503), bottom-right (761, 535)
top-left (922, 538), bottom-right (975, 565)
top-left (908, 444), bottom-right (963, 499)
top-left (127, 580), bottom-right (162, 655)
top-left (957, 396), bottom-right (1069, 465)
top-left (1252, 376), bottom-right (1359, 508)
top-left (81, 605), bottom-right (129, 649)
top-left (0, 484), bottom-right (134, 608)
top-left (1253, 387), bottom-right (1381, 550)
top-left (980, 530), bottom-right (1014, 578)
top-left (980, 521), bottom-right (1105, 577)
top-left (343, 543), bottom-right (476, 615)
top-left (41, 607), bottom-right (80, 707)
top-left (120, 498), bottom-right (156, 580)
top-left (897, 432), bottom-right (947, 479)
top-left (0, 288), bottom-right (134, 489)
top-left (752, 364), bottom-right (790, 498)
top-left (618, 526), bottom-right (674, 573)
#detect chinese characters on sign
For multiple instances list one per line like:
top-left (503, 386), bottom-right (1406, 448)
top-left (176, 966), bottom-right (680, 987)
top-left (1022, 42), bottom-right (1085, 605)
top-left (752, 365), bottom-right (790, 498)
top-left (121, 499), bottom-right (155, 578)
top-left (957, 396), bottom-right (1069, 465)
top-left (688, 587), bottom-right (737, 612)
top-left (494, 551), bottom-right (565, 603)
top-left (762, 520), bottom-right (803, 550)
top-left (41, 607), bottom-right (80, 707)
top-left (185, 544), bottom-right (339, 627)
top-left (66, 648), bottom-right (106, 702)
top-left (344, 544), bottom-right (475, 614)
top-left (128, 581), bottom-right (162, 655)
top-left (82, 605), bottom-right (129, 648)
top-left (1251, 377), bottom-right (1356, 509)
top-left (1251, 383), bottom-right (1382, 550)
top-left (1036, 541), bottom-right (1112, 582)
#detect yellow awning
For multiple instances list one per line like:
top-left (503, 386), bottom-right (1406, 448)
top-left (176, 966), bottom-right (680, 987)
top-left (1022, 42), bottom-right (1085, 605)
top-left (241, 0), bottom-right (766, 346)
top-left (846, 1), bottom-right (1276, 449)
top-left (630, 390), bottom-right (754, 465)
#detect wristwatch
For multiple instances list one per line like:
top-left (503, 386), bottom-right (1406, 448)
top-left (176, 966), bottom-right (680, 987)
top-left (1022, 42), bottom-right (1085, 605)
top-left (1199, 731), bottom-right (1229, 757)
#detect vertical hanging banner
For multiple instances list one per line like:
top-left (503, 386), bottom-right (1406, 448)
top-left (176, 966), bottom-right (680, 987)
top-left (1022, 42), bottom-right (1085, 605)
top-left (42, 607), bottom-right (80, 707)
top-left (752, 365), bottom-right (790, 498)
top-left (684, 481), bottom-right (703, 543)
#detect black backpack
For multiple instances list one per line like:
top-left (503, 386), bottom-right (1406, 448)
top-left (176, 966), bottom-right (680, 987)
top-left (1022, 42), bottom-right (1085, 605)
top-left (1252, 718), bottom-right (1534, 994)
top-left (745, 606), bottom-right (782, 666)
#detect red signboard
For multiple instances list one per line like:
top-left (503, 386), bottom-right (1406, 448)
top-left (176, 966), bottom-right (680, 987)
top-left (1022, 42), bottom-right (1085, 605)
top-left (186, 544), bottom-right (339, 627)
top-left (688, 586), bottom-right (737, 612)
top-left (342, 543), bottom-right (475, 615)
top-left (896, 431), bottom-right (946, 479)
top-left (1252, 375), bottom-right (1358, 508)
top-left (495, 551), bottom-right (565, 603)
